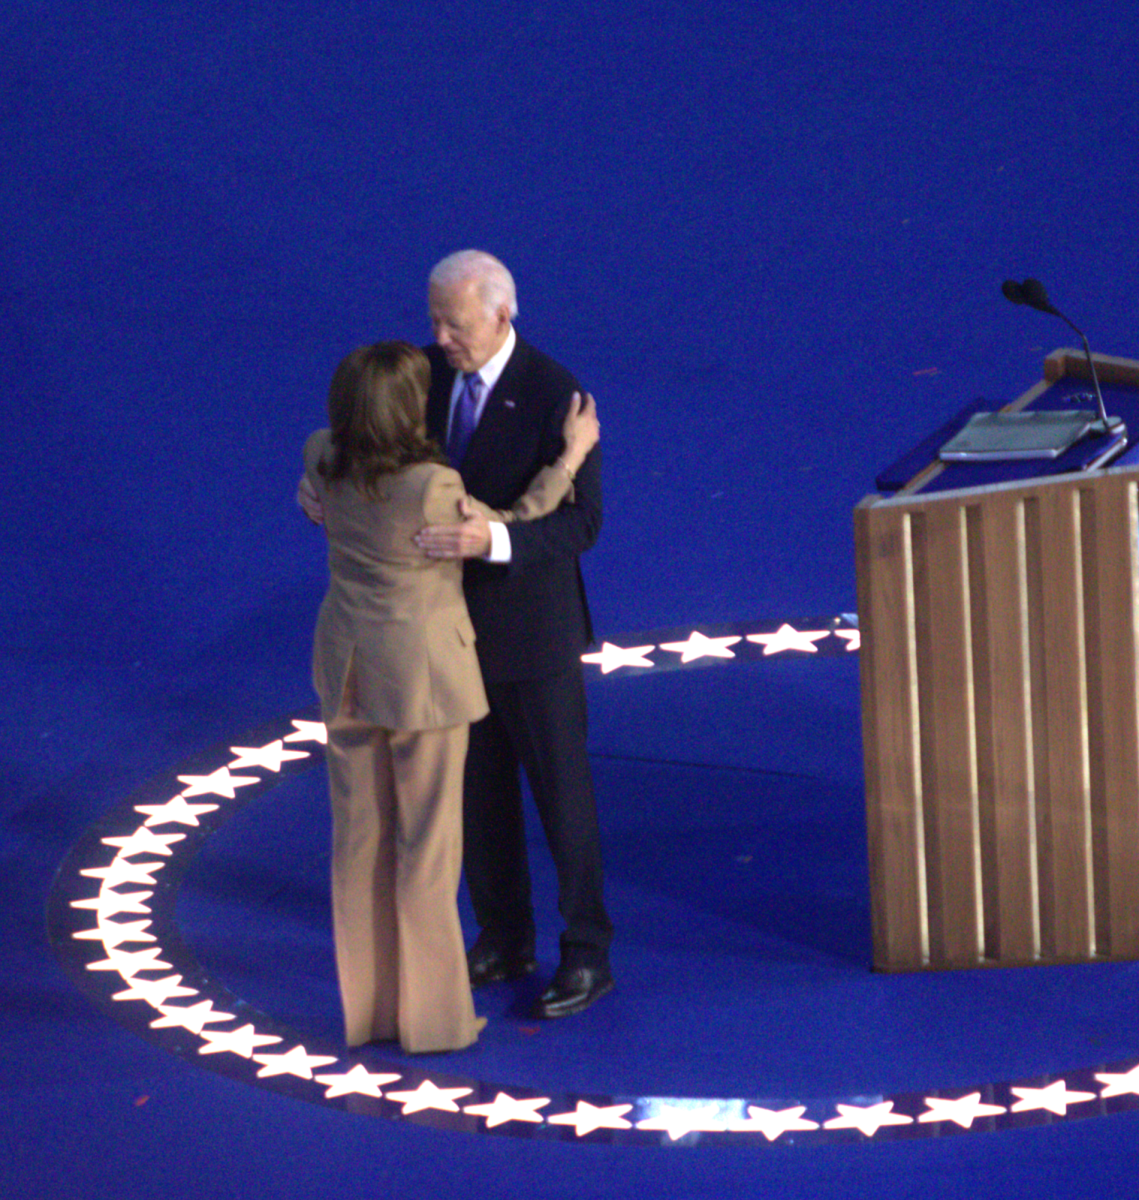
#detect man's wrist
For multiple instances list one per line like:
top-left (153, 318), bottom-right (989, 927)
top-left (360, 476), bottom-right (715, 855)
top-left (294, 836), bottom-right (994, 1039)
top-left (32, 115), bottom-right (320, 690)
top-left (486, 520), bottom-right (512, 563)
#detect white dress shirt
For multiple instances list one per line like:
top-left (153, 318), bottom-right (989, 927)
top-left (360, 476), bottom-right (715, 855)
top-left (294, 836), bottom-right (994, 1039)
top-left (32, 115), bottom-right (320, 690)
top-left (446, 326), bottom-right (517, 563)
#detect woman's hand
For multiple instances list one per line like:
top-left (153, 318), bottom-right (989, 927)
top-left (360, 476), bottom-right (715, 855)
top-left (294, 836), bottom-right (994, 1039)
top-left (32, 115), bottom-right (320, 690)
top-left (559, 392), bottom-right (600, 477)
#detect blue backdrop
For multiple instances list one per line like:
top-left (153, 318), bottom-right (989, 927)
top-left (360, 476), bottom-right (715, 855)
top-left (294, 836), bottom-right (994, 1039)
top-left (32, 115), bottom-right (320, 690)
top-left (6, 2), bottom-right (1139, 1197)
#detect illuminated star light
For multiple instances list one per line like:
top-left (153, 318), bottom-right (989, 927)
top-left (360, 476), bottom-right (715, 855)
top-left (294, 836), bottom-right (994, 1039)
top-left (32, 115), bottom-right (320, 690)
top-left (918, 1092), bottom-right (1007, 1129)
top-left (284, 719), bottom-right (327, 745)
top-left (834, 628), bottom-right (860, 651)
top-left (101, 827), bottom-right (186, 858)
top-left (658, 631), bottom-right (742, 663)
top-left (150, 1000), bottom-right (236, 1035)
top-left (546, 1101), bottom-right (634, 1136)
top-left (176, 766), bottom-right (261, 800)
top-left (1096, 1064), bottom-right (1139, 1099)
top-left (112, 974), bottom-right (199, 1007)
top-left (385, 1079), bottom-right (473, 1114)
top-left (730, 1105), bottom-right (820, 1141)
top-left (463, 1091), bottom-right (551, 1129)
top-left (134, 795), bottom-right (219, 827)
top-left (581, 642), bottom-right (656, 674)
top-left (1010, 1080), bottom-right (1097, 1116)
top-left (198, 1024), bottom-right (283, 1058)
top-left (228, 740), bottom-right (311, 773)
top-left (636, 1103), bottom-right (725, 1141)
top-left (80, 859), bottom-right (166, 888)
top-left (252, 1045), bottom-right (339, 1080)
top-left (72, 918), bottom-right (157, 948)
top-left (71, 890), bottom-right (154, 920)
top-left (824, 1101), bottom-right (914, 1137)
top-left (313, 1064), bottom-right (403, 1100)
top-left (746, 624), bottom-right (832, 656)
top-left (86, 946), bottom-right (172, 976)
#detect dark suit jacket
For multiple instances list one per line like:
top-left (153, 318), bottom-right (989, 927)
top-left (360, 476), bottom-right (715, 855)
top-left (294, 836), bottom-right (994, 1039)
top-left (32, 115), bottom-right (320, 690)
top-left (425, 335), bottom-right (601, 684)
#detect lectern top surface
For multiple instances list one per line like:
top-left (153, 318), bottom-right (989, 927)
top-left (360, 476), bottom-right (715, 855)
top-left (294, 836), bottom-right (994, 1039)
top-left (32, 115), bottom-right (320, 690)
top-left (876, 373), bottom-right (1139, 495)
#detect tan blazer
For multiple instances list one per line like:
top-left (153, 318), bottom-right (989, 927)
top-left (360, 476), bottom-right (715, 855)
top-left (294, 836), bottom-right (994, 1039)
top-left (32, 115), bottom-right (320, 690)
top-left (303, 430), bottom-right (571, 730)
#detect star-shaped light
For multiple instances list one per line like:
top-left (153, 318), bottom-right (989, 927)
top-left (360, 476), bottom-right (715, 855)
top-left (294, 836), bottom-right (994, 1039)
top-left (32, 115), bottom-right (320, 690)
top-left (824, 1101), bottom-right (914, 1137)
top-left (227, 740), bottom-right (311, 773)
top-left (657, 631), bottom-right (742, 663)
top-left (198, 1023), bottom-right (283, 1058)
top-left (284, 719), bottom-right (327, 745)
top-left (252, 1044), bottom-right (339, 1080)
top-left (71, 890), bottom-right (153, 920)
top-left (385, 1079), bottom-right (473, 1114)
top-left (546, 1100), bottom-right (634, 1136)
top-left (86, 946), bottom-right (172, 977)
top-left (834, 628), bottom-right (860, 651)
top-left (101, 827), bottom-right (186, 858)
top-left (80, 859), bottom-right (166, 888)
top-left (176, 766), bottom-right (261, 800)
top-left (636, 1103), bottom-right (724, 1141)
top-left (746, 624), bottom-right (832, 655)
top-left (72, 918), bottom-right (156, 948)
top-left (1010, 1080), bottom-right (1096, 1116)
top-left (1096, 1064), bottom-right (1139, 1099)
top-left (918, 1092), bottom-right (1006, 1128)
top-left (111, 974), bottom-right (198, 1007)
top-left (463, 1091), bottom-right (550, 1129)
top-left (149, 1000), bottom-right (236, 1035)
top-left (313, 1064), bottom-right (403, 1100)
top-left (729, 1104), bottom-right (820, 1141)
top-left (581, 642), bottom-right (656, 674)
top-left (134, 796), bottom-right (219, 828)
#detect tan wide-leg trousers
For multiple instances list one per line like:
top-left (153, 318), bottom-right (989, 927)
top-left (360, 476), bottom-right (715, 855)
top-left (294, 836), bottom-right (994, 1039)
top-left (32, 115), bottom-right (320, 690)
top-left (324, 707), bottom-right (481, 1053)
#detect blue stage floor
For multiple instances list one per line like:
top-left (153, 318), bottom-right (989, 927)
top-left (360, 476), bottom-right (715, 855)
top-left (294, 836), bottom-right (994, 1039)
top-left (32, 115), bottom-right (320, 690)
top-left (9, 646), bottom-right (1139, 1198)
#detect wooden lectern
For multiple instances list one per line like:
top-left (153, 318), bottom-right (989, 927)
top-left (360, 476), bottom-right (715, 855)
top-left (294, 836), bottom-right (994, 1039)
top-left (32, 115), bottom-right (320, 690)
top-left (855, 350), bottom-right (1139, 971)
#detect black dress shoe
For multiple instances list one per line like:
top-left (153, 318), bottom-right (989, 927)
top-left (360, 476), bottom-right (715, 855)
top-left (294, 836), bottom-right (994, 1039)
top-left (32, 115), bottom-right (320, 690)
top-left (531, 965), bottom-right (615, 1019)
top-left (466, 944), bottom-right (538, 987)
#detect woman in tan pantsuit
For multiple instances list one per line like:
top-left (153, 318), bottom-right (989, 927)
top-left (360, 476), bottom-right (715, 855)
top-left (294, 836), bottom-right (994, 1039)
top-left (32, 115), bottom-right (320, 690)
top-left (303, 341), bottom-right (597, 1053)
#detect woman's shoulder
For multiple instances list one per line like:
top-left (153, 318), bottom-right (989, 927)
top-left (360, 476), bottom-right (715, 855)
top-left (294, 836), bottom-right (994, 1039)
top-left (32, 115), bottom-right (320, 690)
top-left (303, 428), bottom-right (332, 470)
top-left (401, 460), bottom-right (461, 490)
top-left (400, 462), bottom-right (466, 523)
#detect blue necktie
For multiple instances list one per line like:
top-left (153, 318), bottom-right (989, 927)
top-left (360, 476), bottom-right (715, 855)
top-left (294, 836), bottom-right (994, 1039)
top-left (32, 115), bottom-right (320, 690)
top-left (446, 372), bottom-right (483, 466)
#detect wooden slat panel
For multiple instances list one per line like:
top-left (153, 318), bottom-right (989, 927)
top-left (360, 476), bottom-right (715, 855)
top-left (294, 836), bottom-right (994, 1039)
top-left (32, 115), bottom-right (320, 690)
top-left (854, 498), bottom-right (927, 970)
top-left (1022, 497), bottom-right (1053, 955)
top-left (857, 460), bottom-right (1139, 972)
top-left (1084, 475), bottom-right (1139, 956)
top-left (1080, 484), bottom-right (1109, 954)
top-left (912, 504), bottom-right (981, 967)
top-left (970, 494), bottom-right (1038, 963)
top-left (1034, 485), bottom-right (1094, 959)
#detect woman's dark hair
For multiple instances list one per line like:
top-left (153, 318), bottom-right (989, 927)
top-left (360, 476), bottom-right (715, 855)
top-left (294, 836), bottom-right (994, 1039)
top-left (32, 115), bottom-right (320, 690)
top-left (319, 341), bottom-right (446, 494)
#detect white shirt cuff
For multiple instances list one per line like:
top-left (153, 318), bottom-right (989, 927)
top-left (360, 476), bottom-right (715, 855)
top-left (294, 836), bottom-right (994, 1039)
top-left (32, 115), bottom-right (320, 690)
top-left (486, 520), bottom-right (512, 563)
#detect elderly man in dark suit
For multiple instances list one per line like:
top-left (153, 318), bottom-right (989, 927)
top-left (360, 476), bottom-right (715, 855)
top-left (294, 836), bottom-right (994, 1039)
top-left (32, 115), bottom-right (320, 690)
top-left (414, 249), bottom-right (613, 1018)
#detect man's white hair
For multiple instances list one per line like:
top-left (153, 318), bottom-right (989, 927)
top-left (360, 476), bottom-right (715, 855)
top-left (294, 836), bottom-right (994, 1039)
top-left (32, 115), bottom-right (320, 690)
top-left (429, 249), bottom-right (519, 320)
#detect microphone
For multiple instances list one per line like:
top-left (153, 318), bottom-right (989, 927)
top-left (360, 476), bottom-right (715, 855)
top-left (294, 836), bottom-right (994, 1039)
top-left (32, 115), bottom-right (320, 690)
top-left (1001, 277), bottom-right (1057, 315)
top-left (1000, 278), bottom-right (1122, 435)
top-left (1001, 278), bottom-right (1027, 305)
top-left (1019, 278), bottom-right (1056, 314)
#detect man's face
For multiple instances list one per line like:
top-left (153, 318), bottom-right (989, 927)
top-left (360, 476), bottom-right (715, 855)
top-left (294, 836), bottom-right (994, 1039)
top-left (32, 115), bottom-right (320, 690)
top-left (429, 278), bottom-right (511, 374)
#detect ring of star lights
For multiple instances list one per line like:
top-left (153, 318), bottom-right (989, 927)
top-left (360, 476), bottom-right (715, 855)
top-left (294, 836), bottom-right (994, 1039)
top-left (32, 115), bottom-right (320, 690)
top-left (46, 616), bottom-right (1139, 1145)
